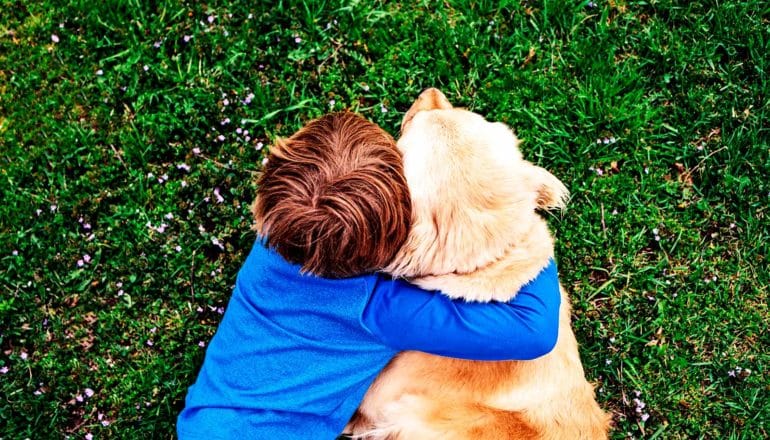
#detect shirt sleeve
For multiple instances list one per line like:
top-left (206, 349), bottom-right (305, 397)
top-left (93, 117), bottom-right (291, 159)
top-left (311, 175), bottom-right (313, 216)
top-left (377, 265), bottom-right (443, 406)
top-left (360, 259), bottom-right (561, 361)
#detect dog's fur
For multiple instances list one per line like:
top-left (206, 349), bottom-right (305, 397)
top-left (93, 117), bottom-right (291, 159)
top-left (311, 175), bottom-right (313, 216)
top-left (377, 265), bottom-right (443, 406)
top-left (346, 89), bottom-right (611, 439)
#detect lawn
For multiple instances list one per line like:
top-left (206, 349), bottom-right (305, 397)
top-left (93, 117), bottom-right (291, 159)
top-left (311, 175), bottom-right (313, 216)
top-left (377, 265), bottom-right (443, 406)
top-left (1, 0), bottom-right (768, 438)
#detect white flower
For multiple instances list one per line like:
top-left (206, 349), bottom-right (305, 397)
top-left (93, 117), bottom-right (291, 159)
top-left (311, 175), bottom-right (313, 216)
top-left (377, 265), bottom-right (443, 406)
top-left (96, 69), bottom-right (103, 76)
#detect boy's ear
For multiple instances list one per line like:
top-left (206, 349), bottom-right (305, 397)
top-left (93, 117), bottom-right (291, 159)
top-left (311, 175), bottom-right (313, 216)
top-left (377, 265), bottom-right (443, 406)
top-left (525, 163), bottom-right (570, 211)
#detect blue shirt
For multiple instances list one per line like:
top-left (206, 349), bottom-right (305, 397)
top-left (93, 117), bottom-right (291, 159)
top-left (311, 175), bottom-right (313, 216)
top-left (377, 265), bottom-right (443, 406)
top-left (178, 240), bottom-right (560, 439)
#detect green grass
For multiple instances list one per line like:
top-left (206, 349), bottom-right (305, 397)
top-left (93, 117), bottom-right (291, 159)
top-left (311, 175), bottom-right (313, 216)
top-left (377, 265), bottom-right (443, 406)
top-left (1, 0), bottom-right (768, 438)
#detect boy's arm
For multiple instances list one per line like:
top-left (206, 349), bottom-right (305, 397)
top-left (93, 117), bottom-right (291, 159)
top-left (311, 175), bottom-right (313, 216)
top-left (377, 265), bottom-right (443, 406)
top-left (361, 260), bottom-right (561, 361)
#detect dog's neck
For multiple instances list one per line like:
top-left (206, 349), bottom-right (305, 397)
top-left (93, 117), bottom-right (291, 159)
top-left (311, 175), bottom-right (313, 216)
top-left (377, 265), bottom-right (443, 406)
top-left (403, 218), bottom-right (556, 303)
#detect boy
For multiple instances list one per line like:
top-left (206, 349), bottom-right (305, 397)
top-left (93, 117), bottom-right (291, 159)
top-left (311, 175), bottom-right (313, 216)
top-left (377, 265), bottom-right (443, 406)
top-left (177, 112), bottom-right (561, 439)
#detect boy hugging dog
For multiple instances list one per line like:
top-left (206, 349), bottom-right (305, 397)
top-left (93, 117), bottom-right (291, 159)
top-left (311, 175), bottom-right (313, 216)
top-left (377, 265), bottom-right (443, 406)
top-left (177, 112), bottom-right (561, 439)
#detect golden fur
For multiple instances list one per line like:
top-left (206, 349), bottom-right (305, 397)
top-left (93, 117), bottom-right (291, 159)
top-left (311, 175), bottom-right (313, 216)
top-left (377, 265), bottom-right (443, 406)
top-left (346, 89), bottom-right (611, 439)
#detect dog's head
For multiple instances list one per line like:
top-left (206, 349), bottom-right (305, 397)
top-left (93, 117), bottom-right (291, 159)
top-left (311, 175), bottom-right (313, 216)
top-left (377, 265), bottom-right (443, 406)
top-left (387, 88), bottom-right (569, 278)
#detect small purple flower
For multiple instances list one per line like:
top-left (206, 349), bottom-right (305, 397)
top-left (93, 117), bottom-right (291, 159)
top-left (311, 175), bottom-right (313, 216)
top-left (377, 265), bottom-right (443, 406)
top-left (153, 40), bottom-right (162, 48)
top-left (175, 245), bottom-right (182, 252)
top-left (294, 36), bottom-right (302, 43)
top-left (77, 259), bottom-right (85, 268)
top-left (76, 394), bottom-right (84, 403)
top-left (192, 147), bottom-right (201, 155)
top-left (83, 223), bottom-right (91, 230)
top-left (12, 250), bottom-right (18, 256)
top-left (208, 15), bottom-right (215, 23)
top-left (640, 413), bottom-right (649, 422)
top-left (236, 127), bottom-right (243, 134)
top-left (20, 351), bottom-right (28, 360)
top-left (85, 433), bottom-right (93, 440)
top-left (222, 98), bottom-right (230, 106)
top-left (146, 340), bottom-right (154, 347)
top-left (380, 104), bottom-right (388, 113)
top-left (143, 65), bottom-right (149, 71)
top-left (183, 35), bottom-right (192, 43)
top-left (255, 142), bottom-right (264, 150)
top-left (213, 188), bottom-right (224, 204)
top-left (51, 34), bottom-right (60, 43)
top-left (83, 254), bottom-right (91, 264)
top-left (165, 213), bottom-right (174, 220)
top-left (198, 341), bottom-right (206, 347)
top-left (0, 366), bottom-right (9, 374)
top-left (217, 134), bottom-right (225, 142)
top-left (84, 388), bottom-right (95, 398)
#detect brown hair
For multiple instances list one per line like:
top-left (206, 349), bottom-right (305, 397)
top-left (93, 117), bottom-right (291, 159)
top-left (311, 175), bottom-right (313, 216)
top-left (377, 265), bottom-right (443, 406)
top-left (252, 112), bottom-right (411, 278)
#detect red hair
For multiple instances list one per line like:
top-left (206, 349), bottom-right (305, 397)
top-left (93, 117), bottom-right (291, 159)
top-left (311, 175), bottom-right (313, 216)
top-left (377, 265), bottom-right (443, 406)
top-left (252, 113), bottom-right (411, 278)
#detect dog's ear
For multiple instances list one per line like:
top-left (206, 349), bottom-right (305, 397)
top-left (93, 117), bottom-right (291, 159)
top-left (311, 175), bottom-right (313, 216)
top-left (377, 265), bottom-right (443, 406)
top-left (401, 88), bottom-right (453, 133)
top-left (524, 163), bottom-right (570, 211)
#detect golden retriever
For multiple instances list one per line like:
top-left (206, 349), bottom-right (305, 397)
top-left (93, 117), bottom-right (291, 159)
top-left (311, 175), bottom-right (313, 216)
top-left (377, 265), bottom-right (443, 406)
top-left (346, 89), bottom-right (611, 439)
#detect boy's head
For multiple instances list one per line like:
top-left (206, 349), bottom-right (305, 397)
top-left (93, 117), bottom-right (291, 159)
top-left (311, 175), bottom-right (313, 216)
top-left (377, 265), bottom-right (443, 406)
top-left (252, 112), bottom-right (411, 278)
